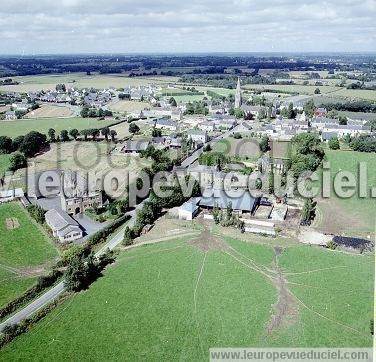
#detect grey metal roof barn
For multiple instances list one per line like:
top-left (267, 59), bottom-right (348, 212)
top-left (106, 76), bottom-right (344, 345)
top-left (199, 188), bottom-right (260, 214)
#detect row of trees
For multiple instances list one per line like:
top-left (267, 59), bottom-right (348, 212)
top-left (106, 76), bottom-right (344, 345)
top-left (47, 127), bottom-right (117, 142)
top-left (0, 131), bottom-right (49, 172)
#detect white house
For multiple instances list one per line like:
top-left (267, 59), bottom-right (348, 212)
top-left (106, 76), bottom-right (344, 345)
top-left (45, 208), bottom-right (83, 242)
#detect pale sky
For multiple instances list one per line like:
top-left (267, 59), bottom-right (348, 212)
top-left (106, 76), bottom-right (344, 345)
top-left (0, 0), bottom-right (375, 54)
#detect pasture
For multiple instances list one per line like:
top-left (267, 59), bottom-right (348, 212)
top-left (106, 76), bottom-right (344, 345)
top-left (0, 117), bottom-right (119, 138)
top-left (0, 154), bottom-right (11, 178)
top-left (328, 88), bottom-right (376, 101)
top-left (0, 202), bottom-right (59, 308)
top-left (0, 74), bottom-right (178, 93)
top-left (13, 141), bottom-right (152, 193)
top-left (212, 136), bottom-right (261, 161)
top-left (212, 137), bottom-right (290, 161)
top-left (107, 100), bottom-right (148, 114)
top-left (313, 150), bottom-right (376, 237)
top-left (0, 224), bottom-right (372, 360)
top-left (243, 84), bottom-right (339, 95)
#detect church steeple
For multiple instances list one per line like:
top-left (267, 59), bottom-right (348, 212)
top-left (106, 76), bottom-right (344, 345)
top-left (235, 77), bottom-right (242, 108)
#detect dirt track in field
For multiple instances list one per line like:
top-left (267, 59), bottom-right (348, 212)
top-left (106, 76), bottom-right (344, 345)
top-left (266, 247), bottom-right (298, 335)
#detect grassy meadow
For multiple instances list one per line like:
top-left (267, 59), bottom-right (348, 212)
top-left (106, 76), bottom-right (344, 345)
top-left (0, 154), bottom-right (11, 178)
top-left (313, 150), bottom-right (376, 237)
top-left (0, 202), bottom-right (59, 308)
top-left (0, 229), bottom-right (372, 360)
top-left (0, 117), bottom-right (119, 138)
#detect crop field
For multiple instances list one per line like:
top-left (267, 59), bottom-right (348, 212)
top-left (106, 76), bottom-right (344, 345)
top-left (0, 223), bottom-right (372, 360)
top-left (338, 111), bottom-right (376, 121)
top-left (243, 84), bottom-right (339, 95)
top-left (0, 117), bottom-right (119, 138)
top-left (328, 88), bottom-right (376, 101)
top-left (25, 104), bottom-right (73, 118)
top-left (0, 74), bottom-right (178, 92)
top-left (0, 202), bottom-right (59, 308)
top-left (313, 150), bottom-right (376, 237)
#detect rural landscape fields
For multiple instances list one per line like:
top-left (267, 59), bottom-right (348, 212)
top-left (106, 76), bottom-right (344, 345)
top-left (0, 202), bottom-right (59, 308)
top-left (0, 59), bottom-right (375, 360)
top-left (0, 219), bottom-right (373, 360)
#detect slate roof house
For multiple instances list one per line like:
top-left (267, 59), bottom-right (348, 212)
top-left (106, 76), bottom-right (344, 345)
top-left (45, 208), bottom-right (83, 242)
top-left (154, 118), bottom-right (178, 131)
top-left (120, 140), bottom-right (150, 154)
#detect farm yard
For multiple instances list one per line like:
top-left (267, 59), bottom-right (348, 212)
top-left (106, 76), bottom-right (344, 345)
top-left (0, 117), bottom-right (120, 138)
top-left (24, 104), bottom-right (74, 118)
top-left (313, 150), bottom-right (376, 238)
top-left (0, 202), bottom-right (59, 308)
top-left (0, 220), bottom-right (372, 360)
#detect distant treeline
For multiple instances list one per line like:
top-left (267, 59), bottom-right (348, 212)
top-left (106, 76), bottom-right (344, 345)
top-left (320, 100), bottom-right (376, 113)
top-left (0, 54), bottom-right (374, 77)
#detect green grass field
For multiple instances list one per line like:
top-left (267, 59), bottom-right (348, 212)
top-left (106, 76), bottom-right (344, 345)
top-left (313, 150), bottom-right (376, 237)
top-left (0, 73), bottom-right (178, 93)
top-left (328, 88), bottom-right (376, 101)
top-left (0, 202), bottom-right (59, 308)
top-left (0, 154), bottom-right (11, 178)
top-left (0, 117), bottom-right (119, 138)
top-left (243, 84), bottom-right (339, 95)
top-left (0, 229), bottom-right (372, 359)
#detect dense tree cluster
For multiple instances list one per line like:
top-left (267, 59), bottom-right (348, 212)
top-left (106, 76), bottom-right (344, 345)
top-left (81, 106), bottom-right (112, 118)
top-left (349, 136), bottom-right (376, 153)
top-left (184, 101), bottom-right (209, 115)
top-left (287, 133), bottom-right (325, 177)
